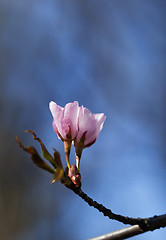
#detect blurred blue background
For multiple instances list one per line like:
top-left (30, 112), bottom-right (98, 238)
top-left (0, 0), bottom-right (166, 239)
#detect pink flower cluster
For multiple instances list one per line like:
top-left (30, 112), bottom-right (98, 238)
top-left (49, 101), bottom-right (106, 148)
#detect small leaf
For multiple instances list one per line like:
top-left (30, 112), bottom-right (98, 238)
top-left (25, 130), bottom-right (59, 169)
top-left (53, 148), bottom-right (63, 168)
top-left (16, 136), bottom-right (55, 174)
top-left (51, 167), bottom-right (64, 183)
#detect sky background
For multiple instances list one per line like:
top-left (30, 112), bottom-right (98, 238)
top-left (0, 0), bottom-right (166, 240)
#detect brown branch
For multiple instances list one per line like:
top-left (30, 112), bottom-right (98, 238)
top-left (89, 225), bottom-right (143, 240)
top-left (68, 185), bottom-right (166, 239)
top-left (71, 186), bottom-right (147, 228)
top-left (89, 214), bottom-right (166, 240)
top-left (16, 134), bottom-right (166, 239)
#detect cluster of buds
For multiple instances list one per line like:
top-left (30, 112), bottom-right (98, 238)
top-left (17, 101), bottom-right (106, 188)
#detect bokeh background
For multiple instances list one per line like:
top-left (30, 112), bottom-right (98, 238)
top-left (0, 0), bottom-right (166, 239)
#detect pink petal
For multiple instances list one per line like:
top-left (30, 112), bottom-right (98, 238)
top-left (61, 101), bottom-right (79, 139)
top-left (85, 113), bottom-right (106, 145)
top-left (77, 106), bottom-right (97, 145)
top-left (94, 113), bottom-right (106, 132)
top-left (49, 101), bottom-right (63, 119)
top-left (49, 101), bottom-right (64, 136)
top-left (49, 101), bottom-right (79, 140)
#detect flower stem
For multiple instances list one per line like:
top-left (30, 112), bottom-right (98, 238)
top-left (64, 141), bottom-right (71, 169)
top-left (75, 146), bottom-right (83, 171)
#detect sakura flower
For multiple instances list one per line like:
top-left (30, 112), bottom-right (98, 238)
top-left (49, 101), bottom-right (106, 171)
top-left (49, 101), bottom-right (79, 169)
top-left (49, 101), bottom-right (79, 141)
top-left (74, 105), bottom-right (106, 169)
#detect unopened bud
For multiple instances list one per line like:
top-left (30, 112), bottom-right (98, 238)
top-left (68, 164), bottom-right (81, 188)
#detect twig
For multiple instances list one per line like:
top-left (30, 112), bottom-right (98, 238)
top-left (16, 134), bottom-right (166, 239)
top-left (69, 186), bottom-right (166, 239)
top-left (89, 225), bottom-right (143, 240)
top-left (89, 213), bottom-right (166, 240)
top-left (71, 186), bottom-right (147, 228)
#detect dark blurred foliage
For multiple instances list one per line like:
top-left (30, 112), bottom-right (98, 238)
top-left (0, 0), bottom-right (166, 239)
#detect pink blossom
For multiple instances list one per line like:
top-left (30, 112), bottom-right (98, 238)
top-left (49, 101), bottom-right (79, 141)
top-left (74, 105), bottom-right (106, 169)
top-left (49, 101), bottom-right (106, 170)
top-left (75, 105), bottom-right (106, 148)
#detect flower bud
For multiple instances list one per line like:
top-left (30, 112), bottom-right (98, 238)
top-left (68, 164), bottom-right (81, 188)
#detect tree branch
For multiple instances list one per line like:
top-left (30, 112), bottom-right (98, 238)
top-left (69, 185), bottom-right (166, 239)
top-left (16, 135), bottom-right (166, 239)
top-left (89, 214), bottom-right (166, 240)
top-left (89, 225), bottom-right (143, 240)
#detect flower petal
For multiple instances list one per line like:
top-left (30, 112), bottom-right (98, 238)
top-left (77, 106), bottom-right (97, 145)
top-left (49, 101), bottom-right (63, 119)
top-left (49, 101), bottom-right (79, 141)
top-left (61, 101), bottom-right (79, 139)
top-left (49, 101), bottom-right (64, 137)
top-left (85, 113), bottom-right (106, 145)
top-left (94, 113), bottom-right (106, 132)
